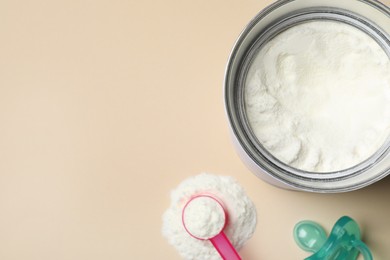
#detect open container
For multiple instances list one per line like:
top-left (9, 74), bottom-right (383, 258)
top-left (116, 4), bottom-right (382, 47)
top-left (224, 0), bottom-right (390, 192)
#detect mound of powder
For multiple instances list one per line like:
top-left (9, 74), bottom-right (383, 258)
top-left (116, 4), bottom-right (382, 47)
top-left (245, 20), bottom-right (390, 172)
top-left (162, 173), bottom-right (256, 260)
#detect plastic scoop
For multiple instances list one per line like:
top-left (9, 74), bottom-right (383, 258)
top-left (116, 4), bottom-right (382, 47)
top-left (182, 194), bottom-right (241, 260)
top-left (293, 216), bottom-right (372, 260)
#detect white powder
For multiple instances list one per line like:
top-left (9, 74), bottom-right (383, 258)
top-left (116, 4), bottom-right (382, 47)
top-left (245, 20), bottom-right (390, 172)
top-left (162, 173), bottom-right (256, 260)
top-left (183, 196), bottom-right (225, 239)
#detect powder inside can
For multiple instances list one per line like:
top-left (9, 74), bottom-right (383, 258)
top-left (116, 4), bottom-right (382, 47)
top-left (245, 20), bottom-right (390, 172)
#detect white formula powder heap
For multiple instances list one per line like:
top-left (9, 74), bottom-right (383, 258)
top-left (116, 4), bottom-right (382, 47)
top-left (245, 20), bottom-right (390, 172)
top-left (183, 196), bottom-right (226, 239)
top-left (162, 173), bottom-right (256, 260)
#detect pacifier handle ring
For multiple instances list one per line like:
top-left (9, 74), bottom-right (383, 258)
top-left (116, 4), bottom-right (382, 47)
top-left (352, 239), bottom-right (373, 260)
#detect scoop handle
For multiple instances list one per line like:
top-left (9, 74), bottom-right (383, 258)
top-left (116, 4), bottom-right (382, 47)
top-left (210, 232), bottom-right (241, 260)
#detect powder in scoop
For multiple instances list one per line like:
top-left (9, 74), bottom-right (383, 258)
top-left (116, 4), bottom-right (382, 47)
top-left (183, 196), bottom-right (225, 239)
top-left (162, 173), bottom-right (256, 260)
top-left (245, 20), bottom-right (390, 172)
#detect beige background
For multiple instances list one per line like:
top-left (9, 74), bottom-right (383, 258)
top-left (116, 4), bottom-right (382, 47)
top-left (1, 0), bottom-right (390, 259)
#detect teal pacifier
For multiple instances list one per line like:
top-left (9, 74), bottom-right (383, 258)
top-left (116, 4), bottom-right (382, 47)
top-left (293, 216), bottom-right (372, 260)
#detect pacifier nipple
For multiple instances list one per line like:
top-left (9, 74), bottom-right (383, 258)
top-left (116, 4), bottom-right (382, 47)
top-left (294, 220), bottom-right (327, 253)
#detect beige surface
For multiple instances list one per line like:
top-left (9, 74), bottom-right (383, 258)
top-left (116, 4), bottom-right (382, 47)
top-left (1, 0), bottom-right (390, 259)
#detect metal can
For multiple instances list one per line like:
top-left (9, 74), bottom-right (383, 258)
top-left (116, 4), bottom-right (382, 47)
top-left (224, 0), bottom-right (390, 192)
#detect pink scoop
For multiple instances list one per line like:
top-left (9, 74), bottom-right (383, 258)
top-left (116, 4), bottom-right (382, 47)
top-left (182, 194), bottom-right (241, 260)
